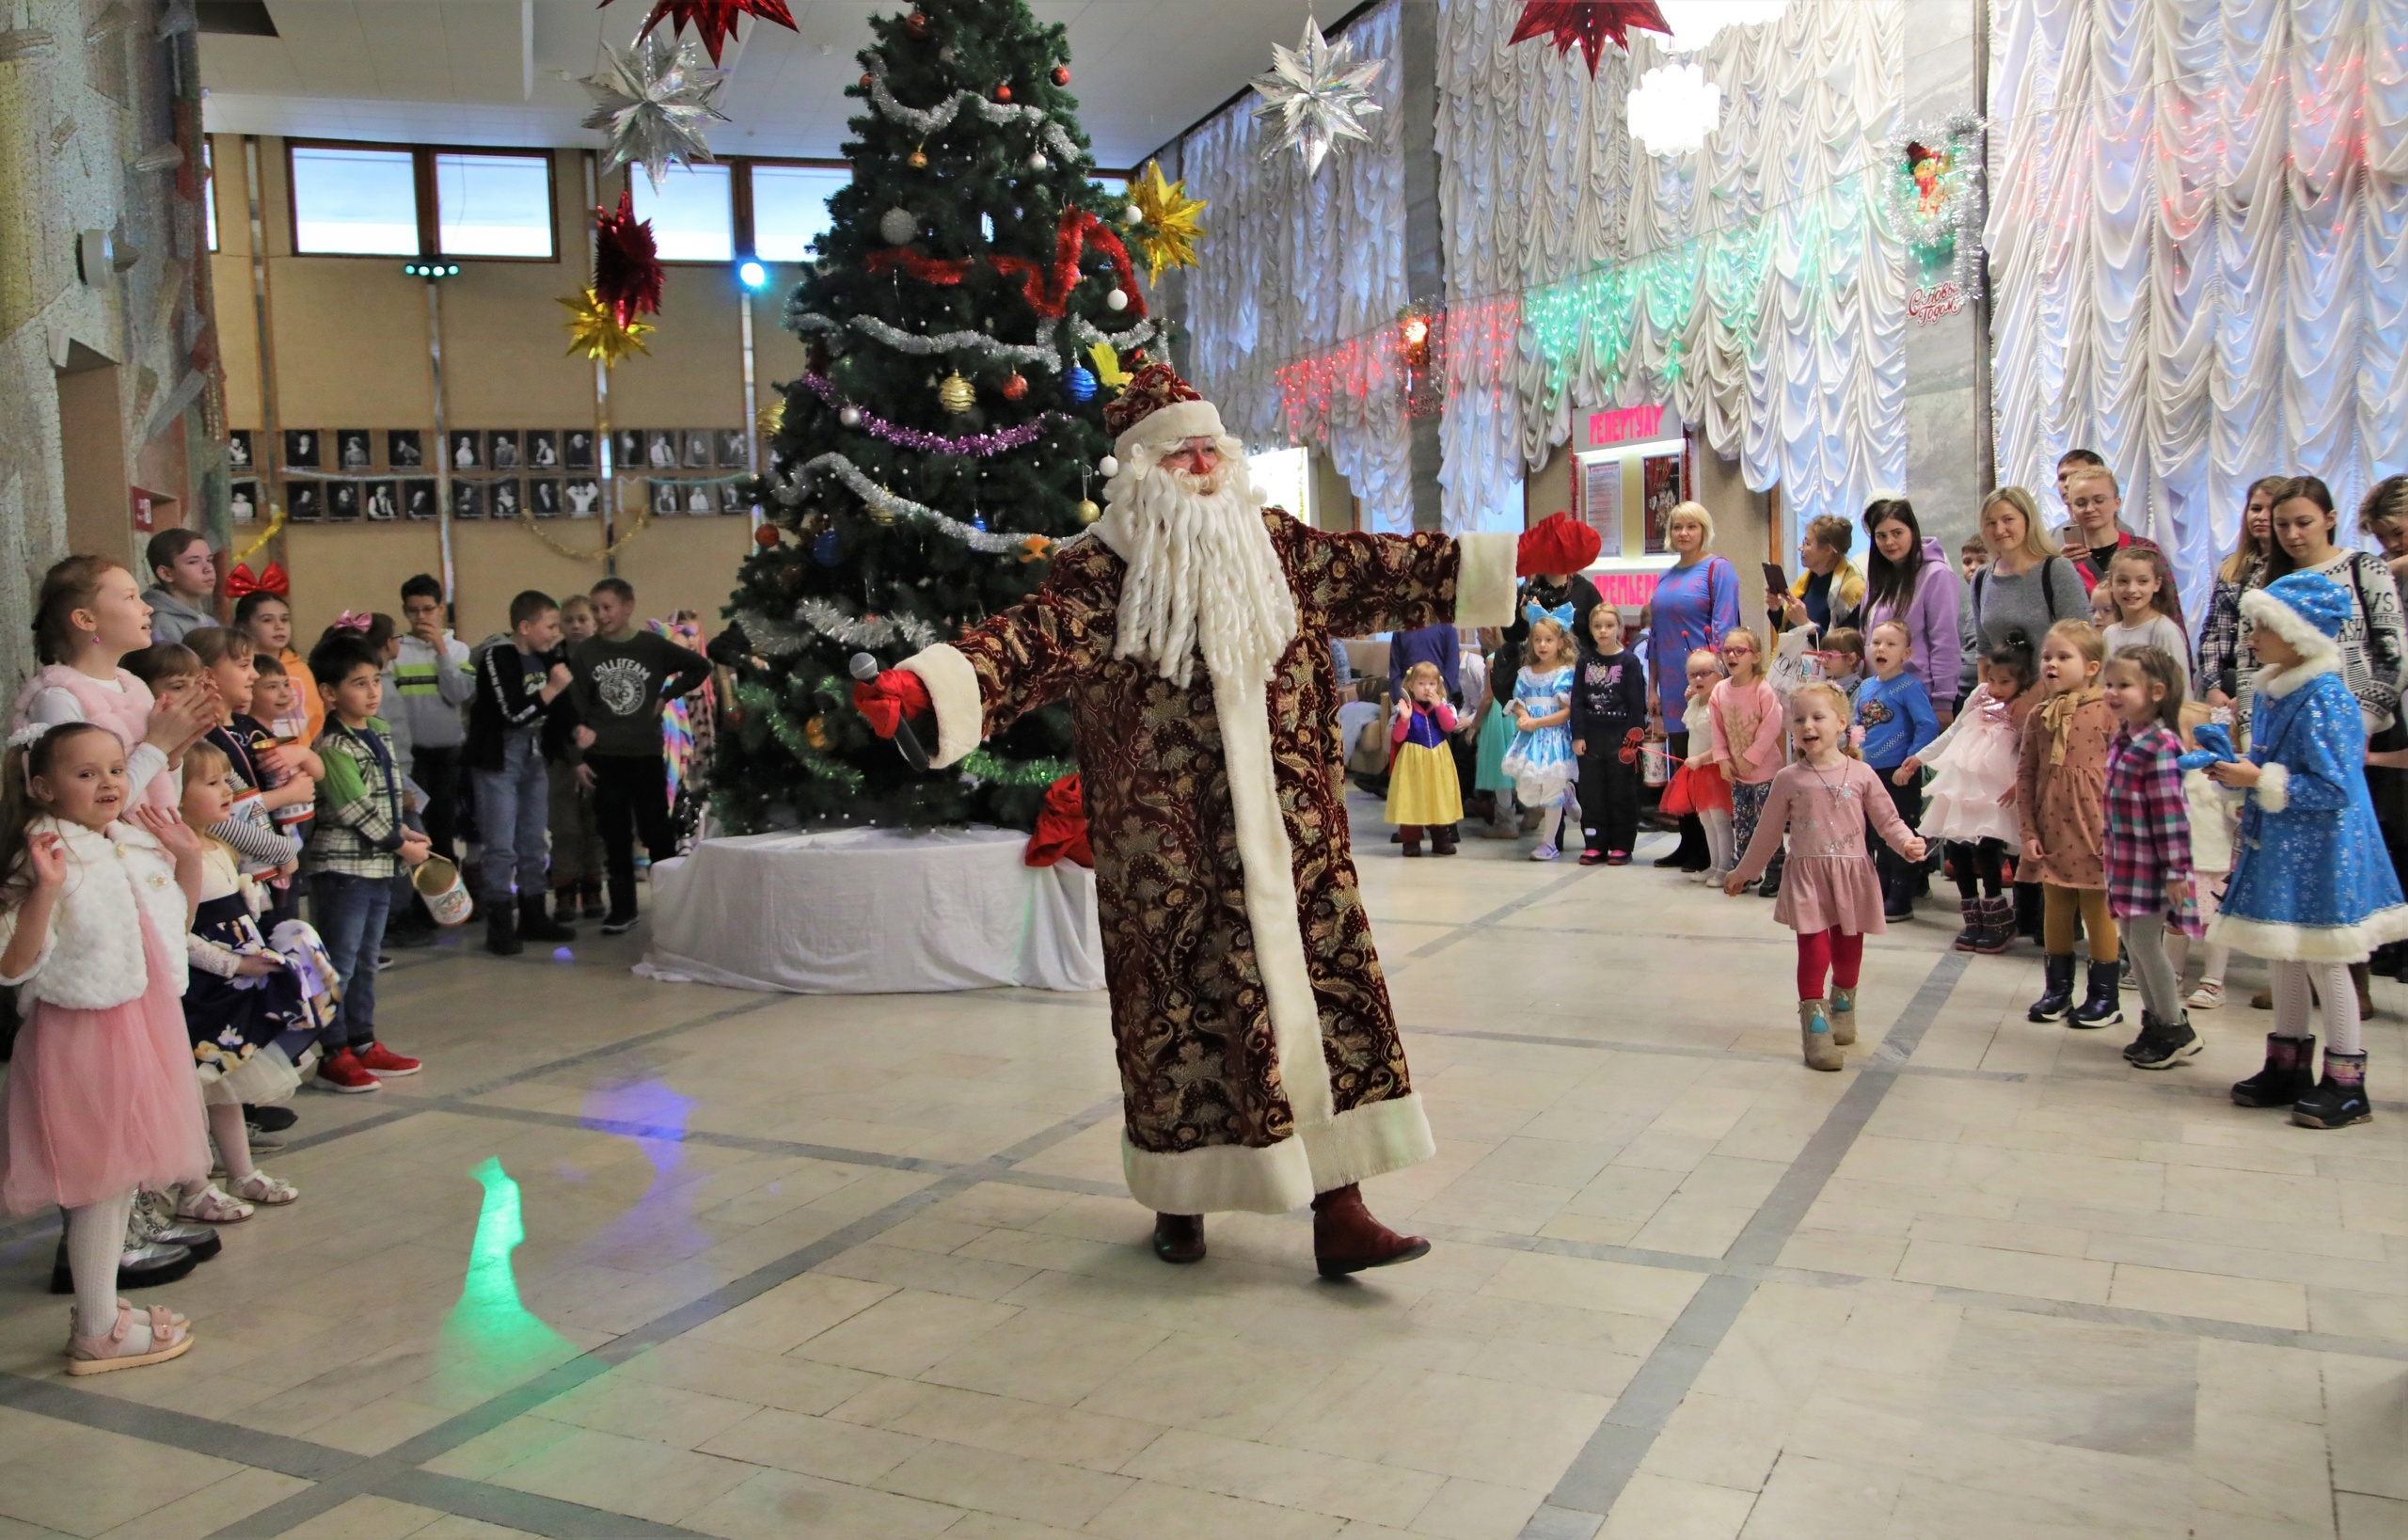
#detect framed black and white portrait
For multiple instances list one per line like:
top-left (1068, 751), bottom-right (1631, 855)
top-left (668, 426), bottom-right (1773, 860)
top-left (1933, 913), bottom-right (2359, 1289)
top-left (716, 428), bottom-right (749, 468)
top-left (614, 429), bottom-right (645, 468)
top-left (488, 431), bottom-right (520, 470)
top-left (491, 480), bottom-right (522, 520)
top-left (563, 430), bottom-right (594, 469)
top-left (328, 482), bottom-right (361, 521)
top-left (718, 482), bottom-right (750, 515)
top-left (649, 480), bottom-right (680, 516)
top-left (641, 430), bottom-right (673, 469)
top-left (229, 480), bottom-right (260, 522)
top-left (388, 430), bottom-right (423, 468)
top-left (452, 482), bottom-right (484, 520)
top-left (403, 480), bottom-right (437, 520)
top-left (563, 478), bottom-right (601, 518)
top-left (526, 431), bottom-right (559, 469)
top-left (450, 432), bottom-right (482, 472)
top-left (683, 482), bottom-right (715, 516)
top-left (365, 481), bottom-right (398, 521)
top-left (288, 480), bottom-right (324, 521)
top-left (528, 478), bottom-right (562, 517)
top-left (227, 430), bottom-right (253, 469)
top-left (336, 430), bottom-right (373, 470)
top-left (682, 430), bottom-right (712, 468)
top-left (284, 430), bottom-right (320, 469)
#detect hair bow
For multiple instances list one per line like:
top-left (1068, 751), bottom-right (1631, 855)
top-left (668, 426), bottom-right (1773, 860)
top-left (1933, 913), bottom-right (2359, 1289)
top-left (1524, 601), bottom-right (1576, 630)
top-left (6, 723), bottom-right (50, 752)
top-left (331, 611), bottom-right (372, 632)
top-left (225, 562), bottom-right (289, 600)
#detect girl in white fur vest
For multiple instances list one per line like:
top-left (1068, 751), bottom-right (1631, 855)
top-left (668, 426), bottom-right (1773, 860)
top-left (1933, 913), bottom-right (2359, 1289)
top-left (0, 722), bottom-right (213, 1373)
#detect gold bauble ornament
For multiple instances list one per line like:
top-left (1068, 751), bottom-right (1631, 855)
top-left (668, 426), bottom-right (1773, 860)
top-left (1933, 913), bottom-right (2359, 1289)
top-left (869, 501), bottom-right (896, 525)
top-left (803, 715), bottom-right (832, 751)
top-left (907, 144), bottom-right (928, 169)
top-left (754, 398), bottom-right (784, 437)
top-left (1076, 498), bottom-right (1101, 524)
top-left (937, 372), bottom-right (976, 413)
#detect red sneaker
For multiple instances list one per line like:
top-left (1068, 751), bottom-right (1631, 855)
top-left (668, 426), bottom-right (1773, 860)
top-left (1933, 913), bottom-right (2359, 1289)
top-left (356, 1042), bottom-right (421, 1077)
top-left (316, 1050), bottom-right (382, 1094)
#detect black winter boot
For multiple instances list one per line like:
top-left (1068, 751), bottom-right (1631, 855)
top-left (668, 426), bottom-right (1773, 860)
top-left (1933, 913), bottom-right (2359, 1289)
top-left (2127, 1011), bottom-right (2200, 1070)
top-left (483, 901), bottom-right (521, 957)
top-left (1951, 898), bottom-right (1981, 952)
top-left (2291, 1050), bottom-right (2372, 1129)
top-left (2071, 959), bottom-right (2125, 1028)
top-left (2028, 955), bottom-right (2077, 1022)
top-left (519, 894), bottom-right (576, 944)
top-left (2231, 1034), bottom-right (2316, 1107)
top-left (1974, 895), bottom-right (2016, 955)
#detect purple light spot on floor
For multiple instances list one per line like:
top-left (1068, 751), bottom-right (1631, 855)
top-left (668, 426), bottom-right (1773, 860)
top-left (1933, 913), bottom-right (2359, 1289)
top-left (552, 946), bottom-right (575, 961)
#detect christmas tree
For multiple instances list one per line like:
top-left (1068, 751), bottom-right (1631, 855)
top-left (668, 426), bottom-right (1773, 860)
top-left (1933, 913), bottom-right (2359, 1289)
top-left (715, 0), bottom-right (1154, 832)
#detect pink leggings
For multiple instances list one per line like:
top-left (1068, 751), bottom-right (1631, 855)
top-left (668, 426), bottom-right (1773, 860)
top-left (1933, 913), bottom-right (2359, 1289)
top-left (1796, 927), bottom-right (1865, 1000)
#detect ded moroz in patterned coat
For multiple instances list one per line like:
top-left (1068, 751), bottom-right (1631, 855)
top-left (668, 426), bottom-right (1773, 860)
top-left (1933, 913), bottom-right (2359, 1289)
top-left (895, 382), bottom-right (1521, 1217)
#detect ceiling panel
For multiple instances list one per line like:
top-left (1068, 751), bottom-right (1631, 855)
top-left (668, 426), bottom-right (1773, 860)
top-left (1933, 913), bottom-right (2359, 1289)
top-left (201, 0), bottom-right (1343, 166)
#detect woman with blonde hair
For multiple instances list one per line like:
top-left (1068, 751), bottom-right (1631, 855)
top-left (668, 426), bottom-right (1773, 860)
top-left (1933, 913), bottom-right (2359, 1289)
top-left (2196, 475), bottom-right (2289, 708)
top-left (1646, 501), bottom-right (1741, 870)
top-left (1958, 487), bottom-right (2090, 700)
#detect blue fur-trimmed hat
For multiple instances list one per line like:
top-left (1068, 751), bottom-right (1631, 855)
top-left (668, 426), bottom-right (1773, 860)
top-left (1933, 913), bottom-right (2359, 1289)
top-left (2242, 570), bottom-right (2350, 659)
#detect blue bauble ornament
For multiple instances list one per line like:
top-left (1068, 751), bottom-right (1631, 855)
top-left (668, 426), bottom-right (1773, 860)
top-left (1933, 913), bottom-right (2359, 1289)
top-left (811, 529), bottom-right (841, 566)
top-left (1062, 364), bottom-right (1098, 403)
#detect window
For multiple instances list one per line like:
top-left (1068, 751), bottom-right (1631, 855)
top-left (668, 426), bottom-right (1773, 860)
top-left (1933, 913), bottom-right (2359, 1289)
top-left (1248, 446), bottom-right (1311, 524)
top-left (203, 140), bottom-right (218, 251)
top-left (290, 145), bottom-right (420, 255)
top-left (436, 151), bottom-right (553, 258)
top-left (749, 164), bottom-right (848, 262)
top-left (629, 165), bottom-right (734, 262)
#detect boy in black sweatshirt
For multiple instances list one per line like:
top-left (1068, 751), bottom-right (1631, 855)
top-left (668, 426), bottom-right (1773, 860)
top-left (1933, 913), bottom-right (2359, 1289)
top-left (1569, 603), bottom-right (1651, 865)
top-left (570, 578), bottom-right (711, 933)
top-left (467, 590), bottom-right (578, 955)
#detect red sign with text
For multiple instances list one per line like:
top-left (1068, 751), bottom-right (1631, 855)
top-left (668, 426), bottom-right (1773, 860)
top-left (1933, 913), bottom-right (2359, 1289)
top-left (1586, 405), bottom-right (1666, 448)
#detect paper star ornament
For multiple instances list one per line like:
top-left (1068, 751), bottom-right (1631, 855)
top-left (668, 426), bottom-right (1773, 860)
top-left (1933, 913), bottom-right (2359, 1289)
top-left (561, 288), bottom-right (655, 369)
top-left (1125, 160), bottom-right (1206, 283)
top-left (1249, 15), bottom-right (1384, 177)
top-left (606, 0), bottom-right (796, 66)
top-left (580, 29), bottom-right (729, 190)
top-left (1508, 1), bottom-right (1672, 76)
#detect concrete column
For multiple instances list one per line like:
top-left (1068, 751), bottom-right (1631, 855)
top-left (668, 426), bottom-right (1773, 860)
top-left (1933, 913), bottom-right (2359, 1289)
top-left (1896, 0), bottom-right (1989, 559)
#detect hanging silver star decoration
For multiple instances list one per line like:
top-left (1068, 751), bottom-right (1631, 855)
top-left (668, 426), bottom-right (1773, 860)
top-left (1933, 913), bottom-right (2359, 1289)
top-left (1249, 15), bottom-right (1384, 177)
top-left (580, 30), bottom-right (730, 190)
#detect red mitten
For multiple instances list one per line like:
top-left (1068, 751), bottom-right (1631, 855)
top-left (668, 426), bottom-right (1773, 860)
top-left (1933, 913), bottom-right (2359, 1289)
top-left (1517, 510), bottom-right (1604, 577)
top-left (851, 668), bottom-right (931, 738)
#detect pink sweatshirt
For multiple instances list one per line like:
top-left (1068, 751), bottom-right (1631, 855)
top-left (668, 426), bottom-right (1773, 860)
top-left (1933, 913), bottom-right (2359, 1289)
top-left (1708, 676), bottom-right (1785, 786)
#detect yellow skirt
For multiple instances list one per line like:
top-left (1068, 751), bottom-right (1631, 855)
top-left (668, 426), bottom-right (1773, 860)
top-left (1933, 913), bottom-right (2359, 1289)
top-left (1386, 742), bottom-right (1463, 826)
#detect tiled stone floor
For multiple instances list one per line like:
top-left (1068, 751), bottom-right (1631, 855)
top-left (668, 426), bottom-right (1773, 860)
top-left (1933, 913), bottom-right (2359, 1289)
top-left (2, 799), bottom-right (2404, 1539)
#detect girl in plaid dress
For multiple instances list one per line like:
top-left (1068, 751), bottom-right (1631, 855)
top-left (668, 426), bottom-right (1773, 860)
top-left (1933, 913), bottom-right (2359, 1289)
top-left (2100, 646), bottom-right (2201, 1069)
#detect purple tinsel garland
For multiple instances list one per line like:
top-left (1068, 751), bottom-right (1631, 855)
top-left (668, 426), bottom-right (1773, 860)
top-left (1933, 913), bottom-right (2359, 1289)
top-left (801, 371), bottom-right (1067, 456)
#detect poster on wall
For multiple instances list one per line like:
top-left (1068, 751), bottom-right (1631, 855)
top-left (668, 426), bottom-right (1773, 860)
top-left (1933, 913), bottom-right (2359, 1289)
top-left (336, 431), bottom-right (372, 470)
top-left (527, 431), bottom-right (559, 469)
top-left (227, 430), bottom-right (253, 470)
top-left (645, 430), bottom-right (678, 470)
top-left (388, 430), bottom-right (423, 468)
top-left (288, 480), bottom-right (323, 521)
top-left (404, 480), bottom-right (436, 519)
top-left (614, 429), bottom-right (645, 468)
top-left (229, 481), bottom-right (259, 522)
top-left (1580, 456), bottom-right (1623, 560)
top-left (564, 431), bottom-right (594, 470)
top-left (530, 479), bottom-right (561, 517)
top-left (493, 481), bottom-right (523, 520)
top-left (564, 478), bottom-right (600, 517)
top-left (716, 429), bottom-right (748, 468)
top-left (1641, 452), bottom-right (1683, 555)
top-left (452, 483), bottom-right (483, 520)
top-left (719, 483), bottom-right (750, 515)
top-left (490, 431), bottom-right (522, 470)
top-left (450, 432), bottom-right (482, 471)
top-left (329, 483), bottom-right (360, 522)
top-left (365, 482), bottom-right (398, 521)
top-left (682, 430), bottom-right (713, 468)
top-left (284, 430), bottom-right (319, 469)
top-left (651, 480), bottom-right (682, 516)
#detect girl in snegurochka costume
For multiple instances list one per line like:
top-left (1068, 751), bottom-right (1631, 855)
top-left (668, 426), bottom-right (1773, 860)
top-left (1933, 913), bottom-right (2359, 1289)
top-left (2209, 571), bottom-right (2408, 1129)
top-left (1500, 610), bottom-right (1580, 861)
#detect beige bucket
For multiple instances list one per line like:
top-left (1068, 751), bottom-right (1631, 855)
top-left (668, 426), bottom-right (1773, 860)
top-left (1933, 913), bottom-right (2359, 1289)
top-left (412, 856), bottom-right (475, 926)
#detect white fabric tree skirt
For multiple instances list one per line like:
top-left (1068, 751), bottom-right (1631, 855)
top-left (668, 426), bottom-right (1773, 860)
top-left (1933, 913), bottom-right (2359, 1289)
top-left (636, 827), bottom-right (1106, 994)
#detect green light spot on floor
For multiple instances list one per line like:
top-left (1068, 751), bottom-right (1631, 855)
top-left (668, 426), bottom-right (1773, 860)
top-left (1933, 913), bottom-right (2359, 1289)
top-left (438, 1156), bottom-right (571, 1385)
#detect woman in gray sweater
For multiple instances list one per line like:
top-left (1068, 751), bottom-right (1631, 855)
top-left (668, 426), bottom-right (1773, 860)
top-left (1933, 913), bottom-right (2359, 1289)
top-left (1960, 486), bottom-right (2092, 697)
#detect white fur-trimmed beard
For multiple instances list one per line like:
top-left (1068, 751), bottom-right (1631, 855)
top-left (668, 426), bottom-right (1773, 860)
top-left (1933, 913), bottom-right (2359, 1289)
top-left (1099, 436), bottom-right (1298, 688)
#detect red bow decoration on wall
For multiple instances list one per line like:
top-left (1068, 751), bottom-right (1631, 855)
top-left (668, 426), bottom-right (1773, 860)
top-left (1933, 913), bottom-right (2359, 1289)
top-left (868, 210), bottom-right (1148, 322)
top-left (225, 562), bottom-right (289, 599)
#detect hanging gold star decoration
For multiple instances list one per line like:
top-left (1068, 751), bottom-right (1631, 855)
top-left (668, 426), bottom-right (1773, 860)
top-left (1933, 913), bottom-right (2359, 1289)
top-left (1087, 340), bottom-right (1131, 391)
top-left (1125, 160), bottom-right (1206, 283)
top-left (560, 287), bottom-right (654, 368)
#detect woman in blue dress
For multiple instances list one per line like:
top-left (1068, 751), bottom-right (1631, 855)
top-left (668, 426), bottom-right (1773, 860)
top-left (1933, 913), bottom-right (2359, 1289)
top-left (2209, 570), bottom-right (2408, 1128)
top-left (1646, 502), bottom-right (1742, 870)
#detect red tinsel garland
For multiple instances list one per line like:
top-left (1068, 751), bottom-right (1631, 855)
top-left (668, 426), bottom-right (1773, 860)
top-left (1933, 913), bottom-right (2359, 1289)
top-left (866, 210), bottom-right (1148, 322)
top-left (593, 192), bottom-right (666, 329)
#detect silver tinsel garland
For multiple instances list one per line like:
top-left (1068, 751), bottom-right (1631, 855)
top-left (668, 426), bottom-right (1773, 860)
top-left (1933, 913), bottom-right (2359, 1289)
top-left (1880, 112), bottom-right (1986, 295)
top-left (784, 310), bottom-right (1158, 373)
top-left (776, 452), bottom-right (1033, 553)
top-left (865, 56), bottom-right (1080, 167)
top-left (737, 600), bottom-right (938, 657)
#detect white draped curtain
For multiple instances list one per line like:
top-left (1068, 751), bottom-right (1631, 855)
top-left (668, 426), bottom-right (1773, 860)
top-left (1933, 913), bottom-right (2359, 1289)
top-left (1180, 0), bottom-right (1415, 532)
top-left (1988, 0), bottom-right (2408, 622)
top-left (1434, 0), bottom-right (1908, 532)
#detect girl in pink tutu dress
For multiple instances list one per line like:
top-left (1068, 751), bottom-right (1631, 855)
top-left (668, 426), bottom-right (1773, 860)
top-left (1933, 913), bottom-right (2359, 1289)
top-left (1726, 682), bottom-right (1927, 1071)
top-left (0, 722), bottom-right (214, 1374)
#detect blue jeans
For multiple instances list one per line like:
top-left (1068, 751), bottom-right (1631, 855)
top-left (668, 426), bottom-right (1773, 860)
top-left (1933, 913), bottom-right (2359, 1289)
top-left (470, 729), bottom-right (550, 902)
top-left (310, 871), bottom-right (390, 1052)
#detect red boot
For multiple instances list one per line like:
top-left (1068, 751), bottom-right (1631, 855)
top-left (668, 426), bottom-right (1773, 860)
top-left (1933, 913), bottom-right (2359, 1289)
top-left (1311, 1183), bottom-right (1430, 1278)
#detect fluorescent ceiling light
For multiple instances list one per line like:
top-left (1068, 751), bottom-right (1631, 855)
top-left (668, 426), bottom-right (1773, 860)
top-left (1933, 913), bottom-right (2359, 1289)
top-left (1655, 0), bottom-right (1791, 53)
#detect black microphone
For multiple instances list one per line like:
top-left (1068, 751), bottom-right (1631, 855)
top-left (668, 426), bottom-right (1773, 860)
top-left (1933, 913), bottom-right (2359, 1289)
top-left (849, 653), bottom-right (930, 771)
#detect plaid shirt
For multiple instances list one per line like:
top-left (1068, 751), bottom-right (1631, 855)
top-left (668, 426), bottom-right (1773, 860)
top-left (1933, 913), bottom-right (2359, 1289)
top-left (2103, 722), bottom-right (2200, 930)
top-left (301, 717), bottom-right (406, 881)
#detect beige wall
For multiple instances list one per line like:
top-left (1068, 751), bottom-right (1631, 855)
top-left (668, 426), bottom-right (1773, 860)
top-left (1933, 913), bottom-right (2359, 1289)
top-left (209, 136), bottom-right (791, 643)
top-left (1523, 439), bottom-right (1775, 628)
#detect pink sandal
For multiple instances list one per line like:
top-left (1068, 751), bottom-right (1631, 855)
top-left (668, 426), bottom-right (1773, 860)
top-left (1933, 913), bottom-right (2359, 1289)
top-left (175, 1183), bottom-right (255, 1224)
top-left (68, 1300), bottom-right (193, 1375)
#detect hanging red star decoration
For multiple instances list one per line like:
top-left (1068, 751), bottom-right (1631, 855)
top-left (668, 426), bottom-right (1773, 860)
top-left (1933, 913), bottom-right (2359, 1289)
top-left (592, 192), bottom-right (666, 329)
top-left (1508, 1), bottom-right (1671, 75)
top-left (602, 0), bottom-right (798, 66)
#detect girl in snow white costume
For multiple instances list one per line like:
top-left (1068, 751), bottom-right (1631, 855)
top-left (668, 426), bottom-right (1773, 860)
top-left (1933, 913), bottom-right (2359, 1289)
top-left (2209, 571), bottom-right (2408, 1128)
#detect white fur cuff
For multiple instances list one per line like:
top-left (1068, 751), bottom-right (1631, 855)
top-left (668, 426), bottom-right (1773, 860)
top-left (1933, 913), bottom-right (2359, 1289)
top-left (2255, 761), bottom-right (2290, 813)
top-left (1123, 1132), bottom-right (1317, 1215)
top-left (1300, 1093), bottom-right (1437, 1192)
top-left (2240, 588), bottom-right (2343, 676)
top-left (1114, 400), bottom-right (1225, 462)
top-left (1454, 532), bottom-right (1519, 629)
top-left (898, 643), bottom-right (985, 770)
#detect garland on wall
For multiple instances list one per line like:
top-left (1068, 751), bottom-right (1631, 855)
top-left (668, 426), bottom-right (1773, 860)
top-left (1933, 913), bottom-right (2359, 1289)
top-left (1881, 113), bottom-right (1983, 323)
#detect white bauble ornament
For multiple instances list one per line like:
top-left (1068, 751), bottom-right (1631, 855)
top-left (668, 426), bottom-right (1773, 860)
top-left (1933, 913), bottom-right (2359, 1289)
top-left (1121, 203), bottom-right (1143, 226)
top-left (878, 207), bottom-right (917, 246)
top-left (1098, 454), bottom-right (1119, 477)
top-left (839, 405), bottom-right (863, 427)
top-left (1104, 287), bottom-right (1128, 311)
top-left (1027, 151), bottom-right (1049, 170)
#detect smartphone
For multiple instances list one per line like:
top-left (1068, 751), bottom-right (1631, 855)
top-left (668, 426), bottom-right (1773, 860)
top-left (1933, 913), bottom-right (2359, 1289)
top-left (1762, 562), bottom-right (1788, 596)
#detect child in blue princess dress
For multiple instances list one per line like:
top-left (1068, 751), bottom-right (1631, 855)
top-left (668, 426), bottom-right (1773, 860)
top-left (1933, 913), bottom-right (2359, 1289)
top-left (2209, 570), bottom-right (2408, 1128)
top-left (1501, 611), bottom-right (1579, 862)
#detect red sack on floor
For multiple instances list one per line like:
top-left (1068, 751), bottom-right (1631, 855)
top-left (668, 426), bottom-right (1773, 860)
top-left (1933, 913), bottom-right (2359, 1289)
top-left (1024, 772), bottom-right (1093, 868)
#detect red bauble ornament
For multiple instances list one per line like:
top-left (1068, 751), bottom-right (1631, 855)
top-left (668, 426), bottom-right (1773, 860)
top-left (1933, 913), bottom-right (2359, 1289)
top-left (613, 0), bottom-right (800, 65)
top-left (859, 72), bottom-right (872, 87)
top-left (592, 191), bottom-right (665, 329)
top-left (753, 523), bottom-right (781, 548)
top-left (1001, 373), bottom-right (1029, 400)
top-left (1507, 1), bottom-right (1671, 75)
top-left (1051, 65), bottom-right (1070, 86)
top-left (993, 84), bottom-right (1012, 102)
top-left (904, 8), bottom-right (927, 35)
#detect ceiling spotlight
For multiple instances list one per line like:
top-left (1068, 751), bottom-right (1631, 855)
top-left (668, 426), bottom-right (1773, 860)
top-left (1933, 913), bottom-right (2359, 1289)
top-left (403, 261), bottom-right (462, 278)
top-left (737, 258), bottom-right (768, 289)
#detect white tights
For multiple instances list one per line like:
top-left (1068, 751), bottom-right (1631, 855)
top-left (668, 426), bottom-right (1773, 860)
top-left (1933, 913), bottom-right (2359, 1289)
top-left (65, 1190), bottom-right (135, 1338)
top-left (1533, 787), bottom-right (1581, 849)
top-left (207, 1103), bottom-right (256, 1183)
top-left (1700, 808), bottom-right (1735, 874)
top-left (2272, 959), bottom-right (2361, 1055)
